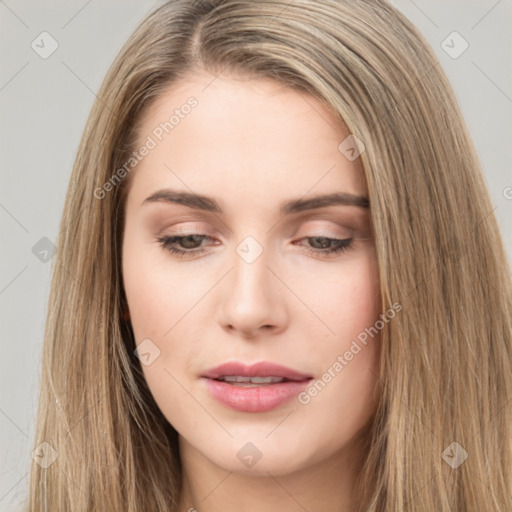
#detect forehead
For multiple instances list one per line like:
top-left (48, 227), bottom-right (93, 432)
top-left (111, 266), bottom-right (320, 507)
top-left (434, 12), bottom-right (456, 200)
top-left (127, 71), bottom-right (367, 209)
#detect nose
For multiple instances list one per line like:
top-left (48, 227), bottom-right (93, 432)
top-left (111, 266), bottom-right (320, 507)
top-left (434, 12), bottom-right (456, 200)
top-left (218, 240), bottom-right (288, 338)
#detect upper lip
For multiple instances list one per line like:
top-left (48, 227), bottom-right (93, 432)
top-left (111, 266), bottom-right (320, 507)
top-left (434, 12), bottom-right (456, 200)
top-left (201, 361), bottom-right (312, 381)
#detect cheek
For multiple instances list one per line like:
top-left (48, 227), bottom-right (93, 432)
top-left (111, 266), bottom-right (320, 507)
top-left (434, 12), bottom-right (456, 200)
top-left (122, 234), bottom-right (201, 342)
top-left (308, 250), bottom-right (381, 346)
top-left (304, 250), bottom-right (381, 408)
top-left (123, 263), bottom-right (167, 343)
top-left (338, 263), bottom-right (380, 340)
top-left (122, 234), bottom-right (205, 384)
top-left (122, 240), bottom-right (199, 418)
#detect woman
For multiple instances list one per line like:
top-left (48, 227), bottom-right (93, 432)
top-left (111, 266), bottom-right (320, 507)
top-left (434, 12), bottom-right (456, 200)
top-left (28, 0), bottom-right (512, 510)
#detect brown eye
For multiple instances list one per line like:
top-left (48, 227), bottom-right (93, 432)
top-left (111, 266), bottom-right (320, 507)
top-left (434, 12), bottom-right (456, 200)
top-left (155, 234), bottom-right (211, 257)
top-left (298, 237), bottom-right (354, 256)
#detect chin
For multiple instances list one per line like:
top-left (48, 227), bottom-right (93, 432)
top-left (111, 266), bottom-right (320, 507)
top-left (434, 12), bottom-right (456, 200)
top-left (208, 445), bottom-right (314, 477)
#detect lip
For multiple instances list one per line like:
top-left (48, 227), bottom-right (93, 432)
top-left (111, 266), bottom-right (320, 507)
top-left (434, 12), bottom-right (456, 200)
top-left (201, 361), bottom-right (312, 381)
top-left (201, 361), bottom-right (313, 413)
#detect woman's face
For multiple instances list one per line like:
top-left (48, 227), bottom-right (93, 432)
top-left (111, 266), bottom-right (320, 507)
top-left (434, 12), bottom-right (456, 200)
top-left (122, 71), bottom-right (381, 476)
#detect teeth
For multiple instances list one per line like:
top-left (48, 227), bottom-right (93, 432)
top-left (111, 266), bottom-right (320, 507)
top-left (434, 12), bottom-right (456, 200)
top-left (220, 376), bottom-right (285, 384)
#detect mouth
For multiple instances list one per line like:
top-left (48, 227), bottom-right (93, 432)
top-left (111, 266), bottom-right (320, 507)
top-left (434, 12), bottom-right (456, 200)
top-left (211, 375), bottom-right (297, 387)
top-left (201, 360), bottom-right (312, 381)
top-left (201, 361), bottom-right (313, 412)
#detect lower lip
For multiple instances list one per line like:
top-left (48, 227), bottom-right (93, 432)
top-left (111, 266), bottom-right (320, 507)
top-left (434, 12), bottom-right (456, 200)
top-left (203, 378), bottom-right (312, 412)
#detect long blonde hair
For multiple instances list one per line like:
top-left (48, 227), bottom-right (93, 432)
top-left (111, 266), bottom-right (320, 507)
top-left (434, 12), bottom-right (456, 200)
top-left (28, 0), bottom-right (512, 510)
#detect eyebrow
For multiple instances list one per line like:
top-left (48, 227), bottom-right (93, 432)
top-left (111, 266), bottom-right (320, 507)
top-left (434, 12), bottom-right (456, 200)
top-left (141, 189), bottom-right (370, 214)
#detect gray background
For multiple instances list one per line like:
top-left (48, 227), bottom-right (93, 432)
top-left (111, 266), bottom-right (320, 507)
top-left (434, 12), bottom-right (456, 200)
top-left (1, 1), bottom-right (511, 509)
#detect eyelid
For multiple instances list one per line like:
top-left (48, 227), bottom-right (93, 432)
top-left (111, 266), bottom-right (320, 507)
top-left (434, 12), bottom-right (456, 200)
top-left (295, 220), bottom-right (354, 238)
top-left (159, 222), bottom-right (214, 236)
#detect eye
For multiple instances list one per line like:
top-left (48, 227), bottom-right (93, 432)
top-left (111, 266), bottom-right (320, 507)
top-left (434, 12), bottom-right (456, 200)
top-left (297, 236), bottom-right (354, 257)
top-left (155, 234), bottom-right (212, 258)
top-left (155, 234), bottom-right (354, 259)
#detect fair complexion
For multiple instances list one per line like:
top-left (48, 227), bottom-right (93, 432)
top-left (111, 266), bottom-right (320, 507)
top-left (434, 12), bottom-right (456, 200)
top-left (122, 71), bottom-right (381, 511)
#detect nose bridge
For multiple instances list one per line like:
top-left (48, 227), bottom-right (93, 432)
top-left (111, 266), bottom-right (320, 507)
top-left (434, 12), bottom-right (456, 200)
top-left (231, 234), bottom-right (271, 303)
top-left (219, 233), bottom-right (284, 334)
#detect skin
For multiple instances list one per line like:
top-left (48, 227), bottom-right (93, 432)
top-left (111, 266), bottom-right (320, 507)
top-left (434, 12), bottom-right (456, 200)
top-left (121, 70), bottom-right (382, 512)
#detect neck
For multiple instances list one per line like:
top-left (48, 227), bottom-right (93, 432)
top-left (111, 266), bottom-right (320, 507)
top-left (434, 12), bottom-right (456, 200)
top-left (177, 434), bottom-right (367, 512)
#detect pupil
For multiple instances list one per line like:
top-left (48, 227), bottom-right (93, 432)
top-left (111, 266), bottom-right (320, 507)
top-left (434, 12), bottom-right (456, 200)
top-left (182, 235), bottom-right (202, 249)
top-left (311, 237), bottom-right (330, 249)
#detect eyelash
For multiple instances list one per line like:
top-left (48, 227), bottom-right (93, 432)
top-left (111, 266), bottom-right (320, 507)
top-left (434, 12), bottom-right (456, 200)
top-left (155, 234), bottom-right (354, 259)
